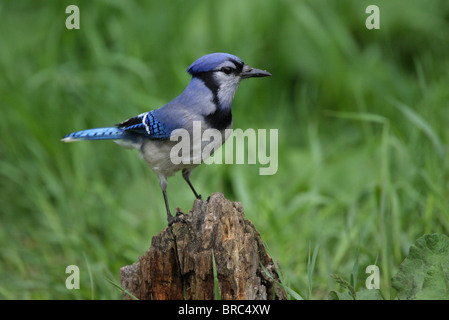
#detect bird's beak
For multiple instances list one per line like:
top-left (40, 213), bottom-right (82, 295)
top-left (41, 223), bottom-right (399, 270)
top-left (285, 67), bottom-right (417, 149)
top-left (240, 65), bottom-right (272, 79)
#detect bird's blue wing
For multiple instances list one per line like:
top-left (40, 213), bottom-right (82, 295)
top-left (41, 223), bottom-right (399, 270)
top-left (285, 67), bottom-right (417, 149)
top-left (117, 111), bottom-right (172, 139)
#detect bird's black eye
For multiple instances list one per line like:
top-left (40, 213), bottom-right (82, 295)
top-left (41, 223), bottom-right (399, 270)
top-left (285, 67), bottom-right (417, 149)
top-left (221, 67), bottom-right (233, 74)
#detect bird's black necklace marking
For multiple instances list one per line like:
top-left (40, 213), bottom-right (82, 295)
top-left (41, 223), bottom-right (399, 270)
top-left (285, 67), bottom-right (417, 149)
top-left (205, 106), bottom-right (232, 131)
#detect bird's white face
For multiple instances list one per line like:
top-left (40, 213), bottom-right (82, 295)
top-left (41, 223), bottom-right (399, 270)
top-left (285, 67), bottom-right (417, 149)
top-left (213, 61), bottom-right (243, 107)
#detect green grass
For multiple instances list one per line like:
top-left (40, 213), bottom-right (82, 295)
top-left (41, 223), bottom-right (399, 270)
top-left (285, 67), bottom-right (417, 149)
top-left (1, 0), bottom-right (449, 299)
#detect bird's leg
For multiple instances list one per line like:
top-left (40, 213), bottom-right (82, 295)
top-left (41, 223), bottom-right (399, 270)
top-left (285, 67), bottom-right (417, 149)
top-left (182, 169), bottom-right (201, 199)
top-left (161, 189), bottom-right (174, 225)
top-left (160, 175), bottom-right (185, 226)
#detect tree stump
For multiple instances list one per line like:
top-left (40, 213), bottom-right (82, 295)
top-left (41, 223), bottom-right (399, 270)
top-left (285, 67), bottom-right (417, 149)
top-left (120, 192), bottom-right (287, 300)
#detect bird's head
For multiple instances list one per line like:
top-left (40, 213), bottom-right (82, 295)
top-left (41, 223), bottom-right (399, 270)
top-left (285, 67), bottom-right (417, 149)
top-left (186, 53), bottom-right (271, 106)
top-left (187, 52), bottom-right (271, 81)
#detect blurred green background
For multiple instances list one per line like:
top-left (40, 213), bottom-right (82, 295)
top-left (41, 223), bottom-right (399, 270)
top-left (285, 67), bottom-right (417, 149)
top-left (1, 0), bottom-right (448, 299)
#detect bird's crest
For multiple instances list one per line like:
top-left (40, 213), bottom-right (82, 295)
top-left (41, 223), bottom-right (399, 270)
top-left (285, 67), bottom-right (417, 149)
top-left (186, 53), bottom-right (243, 75)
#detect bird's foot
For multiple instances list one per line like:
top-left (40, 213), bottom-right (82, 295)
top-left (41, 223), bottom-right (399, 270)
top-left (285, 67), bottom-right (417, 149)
top-left (167, 215), bottom-right (186, 226)
top-left (167, 208), bottom-right (187, 226)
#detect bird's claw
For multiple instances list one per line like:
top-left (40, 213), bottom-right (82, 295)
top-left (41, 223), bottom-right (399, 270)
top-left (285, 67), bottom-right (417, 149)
top-left (167, 209), bottom-right (187, 226)
top-left (167, 215), bottom-right (187, 226)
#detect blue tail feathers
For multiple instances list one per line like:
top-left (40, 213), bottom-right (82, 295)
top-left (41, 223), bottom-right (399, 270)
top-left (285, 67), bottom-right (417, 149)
top-left (62, 127), bottom-right (125, 142)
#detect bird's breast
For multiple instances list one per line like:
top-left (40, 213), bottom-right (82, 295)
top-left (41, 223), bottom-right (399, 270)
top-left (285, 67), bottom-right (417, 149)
top-left (140, 121), bottom-right (232, 177)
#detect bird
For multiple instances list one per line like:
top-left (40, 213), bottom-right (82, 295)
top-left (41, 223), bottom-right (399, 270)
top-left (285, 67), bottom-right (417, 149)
top-left (62, 53), bottom-right (271, 225)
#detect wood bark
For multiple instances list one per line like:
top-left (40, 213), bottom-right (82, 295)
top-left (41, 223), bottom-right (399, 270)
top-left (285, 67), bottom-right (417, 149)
top-left (120, 192), bottom-right (287, 300)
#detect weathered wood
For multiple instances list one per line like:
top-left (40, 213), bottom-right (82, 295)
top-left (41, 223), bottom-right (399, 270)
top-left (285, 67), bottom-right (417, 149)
top-left (120, 192), bottom-right (287, 300)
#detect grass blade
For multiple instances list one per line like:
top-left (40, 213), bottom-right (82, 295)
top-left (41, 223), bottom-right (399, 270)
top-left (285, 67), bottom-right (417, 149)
top-left (260, 263), bottom-right (304, 300)
top-left (105, 278), bottom-right (139, 300)
top-left (391, 100), bottom-right (444, 158)
top-left (307, 241), bottom-right (320, 299)
top-left (212, 249), bottom-right (221, 300)
top-left (350, 248), bottom-right (359, 289)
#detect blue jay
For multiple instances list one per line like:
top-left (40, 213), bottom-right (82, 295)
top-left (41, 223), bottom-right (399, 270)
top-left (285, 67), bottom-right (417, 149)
top-left (62, 53), bottom-right (271, 225)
